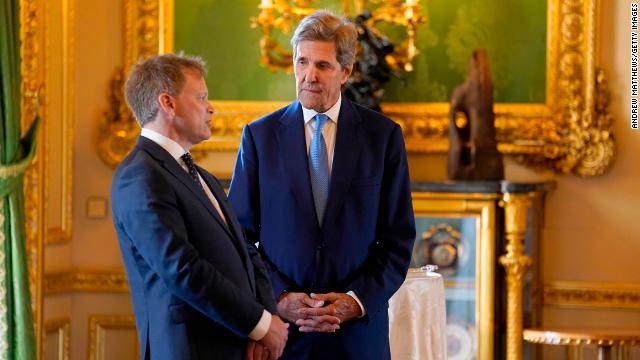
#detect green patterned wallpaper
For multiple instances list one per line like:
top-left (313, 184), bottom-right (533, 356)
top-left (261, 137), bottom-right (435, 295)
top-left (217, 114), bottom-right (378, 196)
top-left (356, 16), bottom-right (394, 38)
top-left (174, 0), bottom-right (546, 103)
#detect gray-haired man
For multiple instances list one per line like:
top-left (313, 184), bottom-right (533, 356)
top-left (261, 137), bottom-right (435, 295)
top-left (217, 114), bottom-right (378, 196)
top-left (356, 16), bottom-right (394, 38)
top-left (229, 10), bottom-right (416, 359)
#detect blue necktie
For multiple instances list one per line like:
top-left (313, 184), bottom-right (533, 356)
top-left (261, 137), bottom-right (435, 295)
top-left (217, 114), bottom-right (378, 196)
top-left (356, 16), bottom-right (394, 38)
top-left (309, 113), bottom-right (329, 225)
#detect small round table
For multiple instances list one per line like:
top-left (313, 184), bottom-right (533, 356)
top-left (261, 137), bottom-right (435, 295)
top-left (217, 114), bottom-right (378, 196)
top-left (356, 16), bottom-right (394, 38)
top-left (388, 269), bottom-right (447, 360)
top-left (523, 328), bottom-right (640, 360)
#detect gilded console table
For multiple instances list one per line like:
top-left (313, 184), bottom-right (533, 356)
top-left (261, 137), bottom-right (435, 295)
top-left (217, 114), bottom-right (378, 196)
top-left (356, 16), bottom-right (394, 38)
top-left (523, 328), bottom-right (640, 360)
top-left (410, 181), bottom-right (555, 360)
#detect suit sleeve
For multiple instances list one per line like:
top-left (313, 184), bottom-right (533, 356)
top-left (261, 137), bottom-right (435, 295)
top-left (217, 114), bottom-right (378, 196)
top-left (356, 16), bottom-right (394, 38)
top-left (114, 164), bottom-right (265, 337)
top-left (206, 172), bottom-right (278, 314)
top-left (347, 124), bottom-right (416, 318)
top-left (228, 125), bottom-right (295, 298)
top-left (246, 242), bottom-right (278, 313)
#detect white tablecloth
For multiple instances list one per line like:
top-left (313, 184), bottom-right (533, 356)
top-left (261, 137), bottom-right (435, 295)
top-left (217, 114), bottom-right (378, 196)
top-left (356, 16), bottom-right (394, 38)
top-left (389, 270), bottom-right (447, 360)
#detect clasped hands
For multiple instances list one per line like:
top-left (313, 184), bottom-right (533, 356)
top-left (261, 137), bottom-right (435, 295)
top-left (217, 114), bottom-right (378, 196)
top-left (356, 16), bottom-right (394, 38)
top-left (245, 292), bottom-right (362, 360)
top-left (278, 291), bottom-right (362, 333)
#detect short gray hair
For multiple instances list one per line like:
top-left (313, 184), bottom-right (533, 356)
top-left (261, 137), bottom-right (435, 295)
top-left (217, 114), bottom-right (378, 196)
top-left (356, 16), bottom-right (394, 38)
top-left (124, 53), bottom-right (207, 127)
top-left (291, 10), bottom-right (357, 69)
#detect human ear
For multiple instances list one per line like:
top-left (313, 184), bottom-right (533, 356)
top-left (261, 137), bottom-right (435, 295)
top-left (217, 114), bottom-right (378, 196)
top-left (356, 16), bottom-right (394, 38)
top-left (158, 93), bottom-right (175, 115)
top-left (341, 64), bottom-right (353, 84)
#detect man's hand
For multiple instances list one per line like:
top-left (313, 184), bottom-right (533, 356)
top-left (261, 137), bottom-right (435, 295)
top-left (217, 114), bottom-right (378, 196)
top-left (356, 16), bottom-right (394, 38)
top-left (297, 292), bottom-right (362, 329)
top-left (245, 340), bottom-right (270, 360)
top-left (295, 314), bottom-right (341, 333)
top-left (260, 315), bottom-right (289, 359)
top-left (276, 292), bottom-right (325, 323)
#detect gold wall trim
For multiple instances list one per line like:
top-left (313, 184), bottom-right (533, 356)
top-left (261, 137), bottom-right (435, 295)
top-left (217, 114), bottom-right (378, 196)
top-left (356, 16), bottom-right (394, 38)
top-left (88, 315), bottom-right (137, 360)
top-left (44, 269), bottom-right (129, 295)
top-left (99, 0), bottom-right (614, 176)
top-left (123, 0), bottom-right (161, 73)
top-left (543, 281), bottom-right (640, 310)
top-left (44, 0), bottom-right (75, 245)
top-left (45, 318), bottom-right (70, 360)
top-left (46, 269), bottom-right (640, 310)
top-left (20, 0), bottom-right (46, 356)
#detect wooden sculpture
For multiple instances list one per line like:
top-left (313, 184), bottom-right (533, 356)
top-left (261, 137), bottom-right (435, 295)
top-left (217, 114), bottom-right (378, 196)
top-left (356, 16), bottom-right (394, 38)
top-left (448, 49), bottom-right (504, 181)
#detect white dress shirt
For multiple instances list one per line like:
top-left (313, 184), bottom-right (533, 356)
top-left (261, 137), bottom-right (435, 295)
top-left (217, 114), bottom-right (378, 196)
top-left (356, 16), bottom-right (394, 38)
top-left (299, 96), bottom-right (367, 317)
top-left (140, 128), bottom-right (271, 340)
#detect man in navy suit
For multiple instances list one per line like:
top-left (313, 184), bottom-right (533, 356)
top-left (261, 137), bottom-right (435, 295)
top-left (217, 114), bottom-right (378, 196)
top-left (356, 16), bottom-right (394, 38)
top-left (111, 53), bottom-right (289, 360)
top-left (228, 10), bottom-right (416, 359)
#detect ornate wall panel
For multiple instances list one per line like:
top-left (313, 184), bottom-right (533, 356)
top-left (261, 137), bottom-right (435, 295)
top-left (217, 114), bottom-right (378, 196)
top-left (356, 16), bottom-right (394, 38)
top-left (44, 318), bottom-right (70, 360)
top-left (20, 0), bottom-right (76, 355)
top-left (42, 267), bottom-right (638, 359)
top-left (43, 0), bottom-right (75, 245)
top-left (88, 315), bottom-right (137, 360)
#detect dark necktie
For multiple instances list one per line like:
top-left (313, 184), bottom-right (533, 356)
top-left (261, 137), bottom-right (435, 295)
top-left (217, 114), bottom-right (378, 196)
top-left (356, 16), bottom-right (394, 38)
top-left (181, 152), bottom-right (228, 225)
top-left (181, 152), bottom-right (204, 193)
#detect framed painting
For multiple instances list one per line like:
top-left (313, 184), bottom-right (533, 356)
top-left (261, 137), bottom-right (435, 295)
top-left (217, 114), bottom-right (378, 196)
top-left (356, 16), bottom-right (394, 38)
top-left (99, 0), bottom-right (614, 176)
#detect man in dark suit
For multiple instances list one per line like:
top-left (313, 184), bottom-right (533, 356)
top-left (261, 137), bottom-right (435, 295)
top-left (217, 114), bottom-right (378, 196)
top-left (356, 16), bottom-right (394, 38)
top-left (111, 53), bottom-right (288, 360)
top-left (228, 10), bottom-right (416, 360)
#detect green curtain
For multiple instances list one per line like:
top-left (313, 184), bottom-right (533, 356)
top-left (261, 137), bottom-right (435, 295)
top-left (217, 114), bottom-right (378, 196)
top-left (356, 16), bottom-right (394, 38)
top-left (0, 0), bottom-right (40, 359)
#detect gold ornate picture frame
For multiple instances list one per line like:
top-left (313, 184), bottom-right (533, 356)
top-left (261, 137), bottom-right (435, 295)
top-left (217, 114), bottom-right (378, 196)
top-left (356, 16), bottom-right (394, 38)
top-left (99, 0), bottom-right (614, 176)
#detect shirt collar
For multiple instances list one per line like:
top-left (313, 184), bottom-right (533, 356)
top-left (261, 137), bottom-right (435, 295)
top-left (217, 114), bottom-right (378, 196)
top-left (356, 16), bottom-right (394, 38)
top-left (302, 94), bottom-right (341, 125)
top-left (140, 128), bottom-right (188, 161)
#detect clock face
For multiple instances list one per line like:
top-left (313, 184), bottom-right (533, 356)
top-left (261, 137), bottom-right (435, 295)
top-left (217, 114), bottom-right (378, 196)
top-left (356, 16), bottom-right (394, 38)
top-left (431, 243), bottom-right (457, 267)
top-left (412, 223), bottom-right (468, 276)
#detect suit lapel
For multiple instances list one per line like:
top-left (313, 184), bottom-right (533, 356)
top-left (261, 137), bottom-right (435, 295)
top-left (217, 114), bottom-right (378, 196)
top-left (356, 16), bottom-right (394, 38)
top-left (137, 137), bottom-right (256, 292)
top-left (199, 171), bottom-right (245, 244)
top-left (200, 171), bottom-right (256, 292)
top-left (277, 101), bottom-right (320, 229)
top-left (137, 137), bottom-right (235, 239)
top-left (323, 99), bottom-right (361, 228)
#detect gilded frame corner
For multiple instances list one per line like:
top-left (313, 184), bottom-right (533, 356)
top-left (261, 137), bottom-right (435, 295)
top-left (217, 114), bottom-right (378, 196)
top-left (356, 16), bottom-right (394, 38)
top-left (88, 314), bottom-right (137, 360)
top-left (44, 318), bottom-right (70, 360)
top-left (100, 0), bottom-right (614, 176)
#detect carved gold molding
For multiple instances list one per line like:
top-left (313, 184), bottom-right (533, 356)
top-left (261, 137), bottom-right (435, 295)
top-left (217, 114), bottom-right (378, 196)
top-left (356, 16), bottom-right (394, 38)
top-left (20, 0), bottom-right (45, 356)
top-left (123, 0), bottom-right (163, 73)
top-left (98, 0), bottom-right (614, 176)
top-left (543, 281), bottom-right (640, 309)
top-left (513, 0), bottom-right (615, 176)
top-left (45, 318), bottom-right (70, 360)
top-left (88, 315), bottom-right (137, 360)
top-left (97, 0), bottom-right (170, 165)
top-left (97, 67), bottom-right (140, 168)
top-left (44, 269), bottom-right (129, 295)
